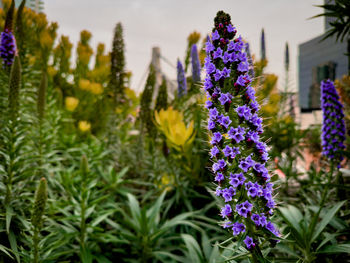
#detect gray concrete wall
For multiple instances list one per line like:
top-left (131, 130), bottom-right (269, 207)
top-left (298, 34), bottom-right (348, 111)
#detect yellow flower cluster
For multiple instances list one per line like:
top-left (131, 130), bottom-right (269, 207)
top-left (154, 107), bottom-right (195, 152)
top-left (77, 30), bottom-right (93, 66)
top-left (65, 97), bottom-right (79, 112)
top-left (78, 121), bottom-right (91, 132)
top-left (157, 173), bottom-right (174, 192)
top-left (78, 79), bottom-right (103, 95)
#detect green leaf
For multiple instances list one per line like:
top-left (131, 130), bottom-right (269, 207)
top-left (146, 191), bottom-right (166, 227)
top-left (317, 243), bottom-right (350, 254)
top-left (311, 201), bottom-right (345, 243)
top-left (181, 234), bottom-right (204, 263)
top-left (0, 244), bottom-right (14, 260)
top-left (6, 206), bottom-right (13, 234)
top-left (278, 206), bottom-right (303, 234)
top-left (274, 244), bottom-right (300, 259)
top-left (8, 231), bottom-right (20, 263)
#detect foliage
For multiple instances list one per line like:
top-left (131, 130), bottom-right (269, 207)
top-left (110, 22), bottom-right (126, 106)
top-left (0, 3), bottom-right (349, 263)
top-left (313, 0), bottom-right (350, 42)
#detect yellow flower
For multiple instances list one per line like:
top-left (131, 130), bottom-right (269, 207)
top-left (89, 82), bottom-right (103, 95)
top-left (40, 30), bottom-right (54, 49)
top-left (79, 79), bottom-right (91, 91)
top-left (158, 173), bottom-right (174, 192)
top-left (154, 107), bottom-right (195, 152)
top-left (65, 97), bottom-right (79, 112)
top-left (78, 121), bottom-right (91, 132)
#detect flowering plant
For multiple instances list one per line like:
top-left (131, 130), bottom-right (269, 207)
top-left (204, 11), bottom-right (280, 258)
top-left (320, 79), bottom-right (346, 168)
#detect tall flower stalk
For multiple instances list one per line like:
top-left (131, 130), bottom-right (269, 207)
top-left (260, 28), bottom-right (266, 61)
top-left (308, 80), bottom-right (346, 247)
top-left (320, 79), bottom-right (346, 167)
top-left (177, 59), bottom-right (187, 97)
top-left (31, 178), bottom-right (48, 263)
top-left (203, 11), bottom-right (279, 260)
top-left (191, 44), bottom-right (201, 83)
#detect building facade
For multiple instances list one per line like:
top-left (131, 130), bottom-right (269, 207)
top-left (298, 0), bottom-right (349, 130)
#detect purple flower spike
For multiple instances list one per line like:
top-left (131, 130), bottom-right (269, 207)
top-left (177, 60), bottom-right (187, 97)
top-left (232, 222), bottom-right (245, 236)
top-left (191, 44), bottom-right (201, 82)
top-left (203, 11), bottom-right (279, 247)
top-left (0, 28), bottom-right (17, 66)
top-left (244, 236), bottom-right (255, 250)
top-left (321, 80), bottom-right (346, 167)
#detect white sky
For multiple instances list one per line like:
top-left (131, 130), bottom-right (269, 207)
top-left (44, 0), bottom-right (324, 93)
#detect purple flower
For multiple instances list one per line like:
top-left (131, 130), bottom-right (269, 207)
top-left (205, 61), bottom-right (216, 74)
top-left (232, 222), bottom-right (245, 236)
top-left (215, 172), bottom-right (225, 182)
top-left (215, 186), bottom-right (222, 196)
top-left (213, 47), bottom-right (223, 59)
top-left (177, 60), bottom-right (187, 97)
top-left (191, 44), bottom-right (201, 82)
top-left (236, 105), bottom-right (252, 121)
top-left (206, 39), bottom-right (215, 53)
top-left (217, 159), bottom-right (226, 170)
top-left (212, 163), bottom-right (220, 172)
top-left (239, 155), bottom-right (255, 173)
top-left (234, 36), bottom-right (244, 51)
top-left (227, 24), bottom-right (236, 33)
top-left (210, 132), bottom-right (222, 145)
top-left (207, 120), bottom-right (216, 131)
top-left (237, 62), bottom-right (249, 72)
top-left (222, 186), bottom-right (236, 202)
top-left (244, 236), bottom-right (255, 249)
top-left (321, 80), bottom-right (346, 167)
top-left (0, 29), bottom-right (17, 66)
top-left (223, 145), bottom-right (233, 158)
top-left (221, 204), bottom-right (232, 218)
top-left (212, 30), bottom-right (220, 41)
top-left (223, 51), bottom-right (232, 64)
top-left (235, 75), bottom-right (246, 86)
top-left (259, 214), bottom-right (267, 227)
top-left (203, 11), bottom-right (279, 244)
top-left (219, 93), bottom-right (230, 105)
top-left (221, 67), bottom-right (231, 78)
top-left (229, 172), bottom-right (246, 187)
top-left (210, 146), bottom-right (220, 158)
top-left (219, 115), bottom-right (232, 129)
top-left (214, 69), bottom-right (222, 81)
top-left (251, 213), bottom-right (260, 226)
top-left (266, 222), bottom-right (279, 237)
top-left (246, 130), bottom-right (259, 143)
top-left (204, 77), bottom-right (213, 91)
top-left (205, 100), bottom-right (213, 109)
top-left (236, 201), bottom-right (253, 218)
top-left (209, 108), bottom-right (219, 120)
top-left (228, 126), bottom-right (246, 144)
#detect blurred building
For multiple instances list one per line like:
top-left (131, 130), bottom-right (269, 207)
top-left (298, 0), bottom-right (349, 128)
top-left (0, 0), bottom-right (44, 13)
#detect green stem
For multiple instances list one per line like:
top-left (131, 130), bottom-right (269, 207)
top-left (80, 195), bottom-right (86, 250)
top-left (33, 228), bottom-right (39, 263)
top-left (246, 220), bottom-right (264, 263)
top-left (308, 162), bottom-right (334, 240)
top-left (4, 122), bottom-right (15, 206)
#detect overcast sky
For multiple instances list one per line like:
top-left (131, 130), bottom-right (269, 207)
top-left (45, 0), bottom-right (324, 93)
